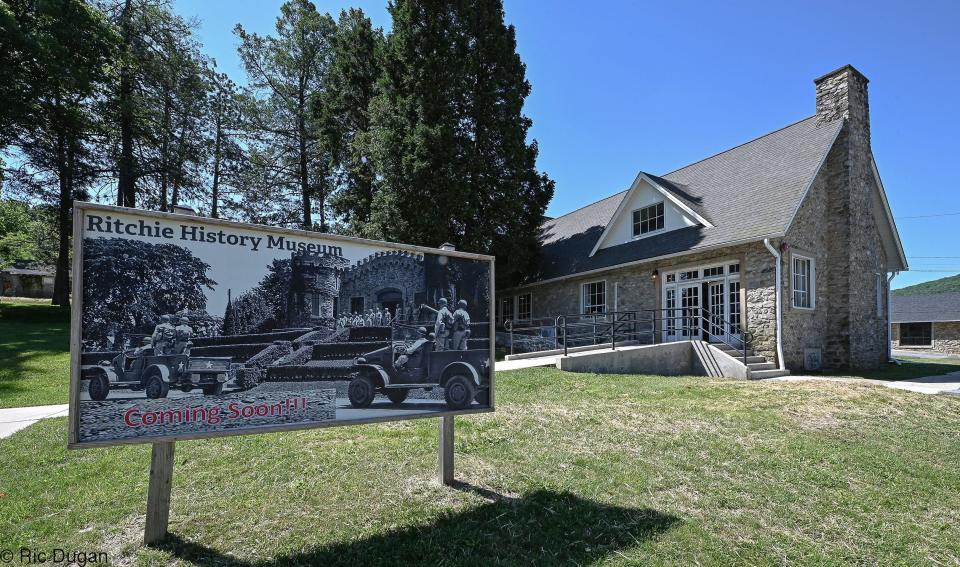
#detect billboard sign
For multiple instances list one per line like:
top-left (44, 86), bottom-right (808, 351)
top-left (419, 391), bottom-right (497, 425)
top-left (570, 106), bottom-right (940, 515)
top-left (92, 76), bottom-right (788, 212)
top-left (68, 203), bottom-right (494, 448)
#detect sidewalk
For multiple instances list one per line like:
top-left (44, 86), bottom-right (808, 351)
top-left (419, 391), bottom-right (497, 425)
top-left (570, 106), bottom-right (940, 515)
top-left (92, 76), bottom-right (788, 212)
top-left (768, 371), bottom-right (960, 395)
top-left (0, 404), bottom-right (69, 439)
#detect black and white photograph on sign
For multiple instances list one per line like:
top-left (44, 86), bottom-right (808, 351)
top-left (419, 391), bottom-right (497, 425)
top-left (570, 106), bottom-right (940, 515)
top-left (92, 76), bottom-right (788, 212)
top-left (74, 206), bottom-right (493, 445)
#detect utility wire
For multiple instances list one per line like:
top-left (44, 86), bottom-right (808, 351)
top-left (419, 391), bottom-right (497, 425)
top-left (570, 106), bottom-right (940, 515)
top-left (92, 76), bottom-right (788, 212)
top-left (897, 212), bottom-right (960, 219)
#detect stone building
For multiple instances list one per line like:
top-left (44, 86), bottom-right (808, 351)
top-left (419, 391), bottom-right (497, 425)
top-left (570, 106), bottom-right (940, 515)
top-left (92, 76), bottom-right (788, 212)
top-left (0, 265), bottom-right (55, 298)
top-left (891, 293), bottom-right (960, 355)
top-left (337, 250), bottom-right (425, 320)
top-left (285, 250), bottom-right (349, 327)
top-left (497, 66), bottom-right (907, 372)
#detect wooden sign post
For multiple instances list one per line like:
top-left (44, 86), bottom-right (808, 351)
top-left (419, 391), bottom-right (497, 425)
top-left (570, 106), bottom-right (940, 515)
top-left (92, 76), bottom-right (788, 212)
top-left (144, 442), bottom-right (175, 545)
top-left (439, 416), bottom-right (454, 485)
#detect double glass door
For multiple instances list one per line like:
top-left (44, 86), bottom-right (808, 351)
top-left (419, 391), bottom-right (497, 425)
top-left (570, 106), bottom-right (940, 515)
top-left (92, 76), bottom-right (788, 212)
top-left (663, 266), bottom-right (742, 344)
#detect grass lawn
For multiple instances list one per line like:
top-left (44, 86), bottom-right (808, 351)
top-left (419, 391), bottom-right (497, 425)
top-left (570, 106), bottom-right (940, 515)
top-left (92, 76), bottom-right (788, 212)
top-left (2, 367), bottom-right (959, 565)
top-left (0, 299), bottom-right (70, 408)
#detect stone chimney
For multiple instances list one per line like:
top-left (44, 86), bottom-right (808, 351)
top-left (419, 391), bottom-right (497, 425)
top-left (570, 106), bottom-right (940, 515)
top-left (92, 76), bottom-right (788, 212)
top-left (814, 64), bottom-right (870, 138)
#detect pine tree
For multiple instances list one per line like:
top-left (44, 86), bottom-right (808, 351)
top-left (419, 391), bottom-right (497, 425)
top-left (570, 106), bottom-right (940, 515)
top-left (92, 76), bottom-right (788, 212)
top-left (205, 69), bottom-right (244, 219)
top-left (235, 0), bottom-right (337, 231)
top-left (3, 0), bottom-right (117, 306)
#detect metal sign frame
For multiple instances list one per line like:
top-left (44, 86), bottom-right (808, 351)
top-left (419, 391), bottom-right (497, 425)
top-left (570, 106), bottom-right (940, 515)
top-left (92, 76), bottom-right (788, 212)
top-left (67, 201), bottom-right (496, 449)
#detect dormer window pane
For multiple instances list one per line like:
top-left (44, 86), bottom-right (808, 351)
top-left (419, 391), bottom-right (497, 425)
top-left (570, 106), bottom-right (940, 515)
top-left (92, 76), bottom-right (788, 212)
top-left (632, 202), bottom-right (665, 236)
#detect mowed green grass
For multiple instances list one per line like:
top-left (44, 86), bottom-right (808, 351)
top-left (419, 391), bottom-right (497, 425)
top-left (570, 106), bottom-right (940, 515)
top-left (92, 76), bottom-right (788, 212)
top-left (0, 299), bottom-right (70, 408)
top-left (2, 367), bottom-right (959, 565)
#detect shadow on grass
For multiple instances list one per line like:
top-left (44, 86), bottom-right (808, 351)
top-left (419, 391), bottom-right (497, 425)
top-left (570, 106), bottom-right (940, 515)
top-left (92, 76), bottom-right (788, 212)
top-left (157, 487), bottom-right (680, 566)
top-left (0, 302), bottom-right (71, 399)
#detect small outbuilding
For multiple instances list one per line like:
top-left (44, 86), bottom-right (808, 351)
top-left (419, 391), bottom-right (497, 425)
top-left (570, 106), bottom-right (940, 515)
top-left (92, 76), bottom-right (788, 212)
top-left (891, 293), bottom-right (960, 355)
top-left (0, 264), bottom-right (55, 298)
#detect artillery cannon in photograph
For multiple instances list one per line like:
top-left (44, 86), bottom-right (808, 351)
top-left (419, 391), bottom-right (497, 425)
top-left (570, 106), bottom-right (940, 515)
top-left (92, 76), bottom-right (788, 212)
top-left (85, 348), bottom-right (233, 400)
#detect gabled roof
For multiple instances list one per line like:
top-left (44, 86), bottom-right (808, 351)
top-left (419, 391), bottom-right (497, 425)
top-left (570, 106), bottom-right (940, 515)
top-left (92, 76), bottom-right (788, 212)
top-left (892, 293), bottom-right (960, 323)
top-left (523, 115), bottom-right (844, 285)
top-left (587, 172), bottom-right (714, 257)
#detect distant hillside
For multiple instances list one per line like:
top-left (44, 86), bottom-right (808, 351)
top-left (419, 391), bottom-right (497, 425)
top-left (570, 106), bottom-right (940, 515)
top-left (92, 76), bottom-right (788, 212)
top-left (893, 274), bottom-right (960, 296)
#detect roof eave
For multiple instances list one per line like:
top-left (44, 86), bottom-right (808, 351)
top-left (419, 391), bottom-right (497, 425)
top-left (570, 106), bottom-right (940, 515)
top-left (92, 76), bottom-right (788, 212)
top-left (505, 233), bottom-right (784, 292)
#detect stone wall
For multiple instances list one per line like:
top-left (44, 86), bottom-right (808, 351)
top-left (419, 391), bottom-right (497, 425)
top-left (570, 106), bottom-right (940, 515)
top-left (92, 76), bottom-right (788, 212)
top-left (933, 322), bottom-right (960, 354)
top-left (501, 241), bottom-right (778, 363)
top-left (781, 137), bottom-right (840, 369)
top-left (808, 65), bottom-right (889, 369)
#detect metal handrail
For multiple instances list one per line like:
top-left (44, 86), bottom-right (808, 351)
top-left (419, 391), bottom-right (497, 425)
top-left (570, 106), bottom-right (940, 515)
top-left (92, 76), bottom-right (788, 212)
top-left (500, 307), bottom-right (754, 365)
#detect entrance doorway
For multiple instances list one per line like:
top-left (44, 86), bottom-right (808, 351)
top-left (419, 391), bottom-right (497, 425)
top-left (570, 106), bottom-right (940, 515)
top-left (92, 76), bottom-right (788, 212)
top-left (679, 284), bottom-right (700, 339)
top-left (377, 289), bottom-right (403, 317)
top-left (662, 261), bottom-right (742, 344)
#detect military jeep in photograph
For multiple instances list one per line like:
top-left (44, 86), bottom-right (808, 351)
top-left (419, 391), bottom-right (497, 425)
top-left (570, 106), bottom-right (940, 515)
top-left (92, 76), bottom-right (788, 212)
top-left (348, 338), bottom-right (490, 410)
top-left (86, 349), bottom-right (233, 400)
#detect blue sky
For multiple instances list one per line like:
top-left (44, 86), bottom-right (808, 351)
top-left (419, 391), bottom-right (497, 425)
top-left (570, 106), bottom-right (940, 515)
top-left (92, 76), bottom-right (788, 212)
top-left (173, 0), bottom-right (960, 290)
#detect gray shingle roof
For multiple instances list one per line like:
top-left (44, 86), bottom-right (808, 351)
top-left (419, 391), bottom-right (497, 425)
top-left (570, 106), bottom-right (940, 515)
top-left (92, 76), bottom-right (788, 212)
top-left (524, 115), bottom-right (844, 284)
top-left (892, 293), bottom-right (960, 323)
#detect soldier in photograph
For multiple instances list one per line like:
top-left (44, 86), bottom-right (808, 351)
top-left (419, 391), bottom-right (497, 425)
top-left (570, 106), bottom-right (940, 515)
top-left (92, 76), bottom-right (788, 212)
top-left (133, 336), bottom-right (153, 356)
top-left (173, 316), bottom-right (193, 354)
top-left (451, 299), bottom-right (471, 350)
top-left (375, 308), bottom-right (384, 326)
top-left (151, 315), bottom-right (175, 355)
top-left (383, 308), bottom-right (392, 326)
top-left (395, 327), bottom-right (434, 369)
top-left (433, 298), bottom-right (453, 351)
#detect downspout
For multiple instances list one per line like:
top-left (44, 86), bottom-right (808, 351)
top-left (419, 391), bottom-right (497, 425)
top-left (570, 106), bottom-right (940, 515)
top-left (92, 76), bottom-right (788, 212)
top-left (887, 271), bottom-right (898, 363)
top-left (763, 238), bottom-right (786, 371)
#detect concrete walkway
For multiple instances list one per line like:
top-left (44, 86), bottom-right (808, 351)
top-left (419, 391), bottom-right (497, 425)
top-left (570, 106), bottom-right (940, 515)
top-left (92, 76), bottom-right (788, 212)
top-left (497, 355), bottom-right (559, 371)
top-left (892, 349), bottom-right (960, 361)
top-left (0, 404), bottom-right (69, 439)
top-left (768, 372), bottom-right (960, 395)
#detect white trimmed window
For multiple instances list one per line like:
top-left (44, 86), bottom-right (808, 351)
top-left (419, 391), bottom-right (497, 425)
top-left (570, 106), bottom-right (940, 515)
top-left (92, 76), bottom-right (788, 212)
top-left (582, 281), bottom-right (606, 314)
top-left (517, 293), bottom-right (532, 321)
top-left (632, 202), bottom-right (665, 236)
top-left (500, 296), bottom-right (514, 322)
top-left (792, 254), bottom-right (815, 309)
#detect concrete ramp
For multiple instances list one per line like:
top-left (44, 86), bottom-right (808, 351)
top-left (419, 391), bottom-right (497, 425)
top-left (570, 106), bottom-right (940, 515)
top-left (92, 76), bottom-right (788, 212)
top-left (556, 341), bottom-right (755, 379)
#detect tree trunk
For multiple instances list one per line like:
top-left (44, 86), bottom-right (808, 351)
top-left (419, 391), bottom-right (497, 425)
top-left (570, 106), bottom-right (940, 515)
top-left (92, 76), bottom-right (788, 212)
top-left (52, 131), bottom-right (71, 308)
top-left (210, 111), bottom-right (222, 218)
top-left (117, 0), bottom-right (136, 207)
top-left (159, 95), bottom-right (171, 211)
top-left (298, 88), bottom-right (311, 229)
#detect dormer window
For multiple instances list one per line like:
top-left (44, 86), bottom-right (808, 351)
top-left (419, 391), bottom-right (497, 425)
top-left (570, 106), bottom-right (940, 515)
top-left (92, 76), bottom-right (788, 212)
top-left (632, 202), bottom-right (664, 237)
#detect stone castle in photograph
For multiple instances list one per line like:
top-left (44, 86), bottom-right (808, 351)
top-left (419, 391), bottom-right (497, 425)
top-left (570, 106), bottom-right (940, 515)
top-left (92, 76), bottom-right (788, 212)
top-left (497, 65), bottom-right (907, 371)
top-left (284, 248), bottom-right (490, 328)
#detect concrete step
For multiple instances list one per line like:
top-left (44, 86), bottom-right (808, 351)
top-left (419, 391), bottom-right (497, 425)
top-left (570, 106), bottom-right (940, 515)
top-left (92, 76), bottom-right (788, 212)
top-left (713, 345), bottom-right (754, 357)
top-left (747, 362), bottom-right (777, 371)
top-left (750, 368), bottom-right (790, 380)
